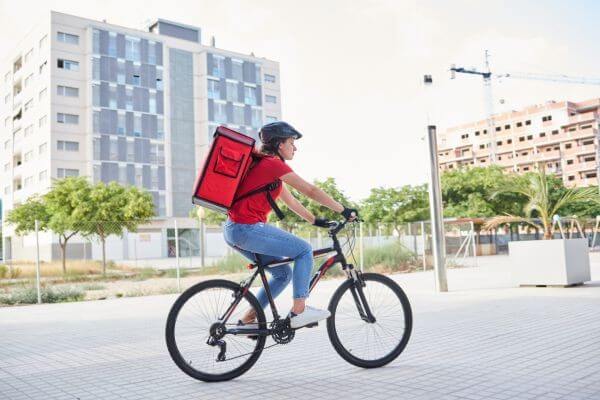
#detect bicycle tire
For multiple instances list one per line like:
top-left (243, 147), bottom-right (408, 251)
top-left (326, 273), bottom-right (412, 368)
top-left (165, 279), bottom-right (267, 382)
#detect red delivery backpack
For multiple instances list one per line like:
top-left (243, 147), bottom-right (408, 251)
top-left (192, 126), bottom-right (285, 219)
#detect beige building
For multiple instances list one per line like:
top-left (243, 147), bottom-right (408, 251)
top-left (1, 11), bottom-right (282, 261)
top-left (438, 98), bottom-right (600, 187)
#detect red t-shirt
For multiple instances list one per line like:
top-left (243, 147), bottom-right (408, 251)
top-left (228, 156), bottom-right (293, 224)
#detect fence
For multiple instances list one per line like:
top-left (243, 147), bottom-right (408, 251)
top-left (2, 216), bottom-right (599, 304)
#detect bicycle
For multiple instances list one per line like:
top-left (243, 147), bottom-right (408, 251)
top-left (165, 219), bottom-right (413, 382)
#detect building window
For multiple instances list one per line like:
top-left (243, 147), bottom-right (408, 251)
top-left (542, 115), bottom-right (552, 122)
top-left (244, 86), bottom-right (257, 105)
top-left (479, 144), bottom-right (485, 149)
top-left (57, 85), bottom-right (79, 97)
top-left (92, 57), bottom-right (100, 80)
top-left (93, 29), bottom-right (100, 54)
top-left (109, 32), bottom-right (118, 57)
top-left (251, 108), bottom-right (262, 129)
top-left (24, 176), bottom-right (33, 188)
top-left (504, 124), bottom-right (510, 130)
top-left (38, 115), bottom-right (47, 127)
top-left (516, 122), bottom-right (523, 127)
top-left (57, 32), bottom-right (79, 45)
top-left (39, 60), bottom-right (47, 75)
top-left (39, 87), bottom-right (47, 102)
top-left (24, 151), bottom-right (33, 163)
top-left (568, 175), bottom-right (575, 181)
top-left (525, 120), bottom-right (531, 125)
top-left (57, 59), bottom-right (79, 71)
top-left (226, 81), bottom-right (237, 102)
top-left (39, 34), bottom-right (47, 49)
top-left (211, 55), bottom-right (225, 78)
top-left (57, 140), bottom-right (79, 152)
top-left (539, 132), bottom-right (546, 137)
top-left (24, 99), bottom-right (33, 112)
top-left (264, 74), bottom-right (276, 83)
top-left (266, 115), bottom-right (277, 123)
top-left (207, 79), bottom-right (220, 99)
top-left (497, 141), bottom-right (502, 146)
top-left (57, 113), bottom-right (79, 124)
top-left (125, 37), bottom-right (141, 62)
top-left (24, 73), bottom-right (33, 87)
top-left (233, 104), bottom-right (244, 125)
top-left (495, 126), bottom-right (501, 132)
top-left (57, 168), bottom-right (79, 178)
top-left (527, 135), bottom-right (533, 140)
top-left (148, 41), bottom-right (157, 65)
top-left (565, 143), bottom-right (572, 149)
top-left (214, 102), bottom-right (227, 123)
top-left (39, 142), bottom-right (47, 154)
top-left (265, 95), bottom-right (277, 104)
top-left (232, 59), bottom-right (243, 81)
top-left (24, 125), bottom-right (33, 137)
top-left (39, 170), bottom-right (47, 181)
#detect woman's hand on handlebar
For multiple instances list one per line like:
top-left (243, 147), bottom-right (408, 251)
top-left (341, 206), bottom-right (359, 222)
top-left (313, 217), bottom-right (332, 228)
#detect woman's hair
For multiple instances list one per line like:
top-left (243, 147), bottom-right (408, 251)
top-left (259, 138), bottom-right (283, 156)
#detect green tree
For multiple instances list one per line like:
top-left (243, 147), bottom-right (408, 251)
top-left (361, 185), bottom-right (429, 234)
top-left (484, 167), bottom-right (600, 239)
top-left (441, 166), bottom-right (528, 218)
top-left (6, 195), bottom-right (50, 235)
top-left (79, 182), bottom-right (155, 275)
top-left (44, 177), bottom-right (93, 273)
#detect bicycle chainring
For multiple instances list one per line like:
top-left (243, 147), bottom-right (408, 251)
top-left (271, 319), bottom-right (295, 344)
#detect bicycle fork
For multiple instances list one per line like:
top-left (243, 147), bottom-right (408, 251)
top-left (347, 269), bottom-right (376, 323)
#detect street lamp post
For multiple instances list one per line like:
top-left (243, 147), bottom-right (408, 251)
top-left (424, 74), bottom-right (448, 292)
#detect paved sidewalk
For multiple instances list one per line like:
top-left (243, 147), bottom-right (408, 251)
top-left (1, 255), bottom-right (600, 400)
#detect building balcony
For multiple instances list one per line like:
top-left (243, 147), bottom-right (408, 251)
top-left (532, 149), bottom-right (561, 161)
top-left (12, 163), bottom-right (23, 178)
top-left (564, 144), bottom-right (596, 156)
top-left (513, 141), bottom-right (535, 151)
top-left (564, 160), bottom-right (597, 173)
top-left (567, 111), bottom-right (597, 125)
top-left (568, 127), bottom-right (596, 140)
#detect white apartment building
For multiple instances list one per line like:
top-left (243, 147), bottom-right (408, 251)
top-left (0, 11), bottom-right (282, 262)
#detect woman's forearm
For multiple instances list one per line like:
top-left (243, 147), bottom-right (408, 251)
top-left (309, 187), bottom-right (344, 214)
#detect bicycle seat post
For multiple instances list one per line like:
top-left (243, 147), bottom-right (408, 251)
top-left (254, 253), bottom-right (281, 321)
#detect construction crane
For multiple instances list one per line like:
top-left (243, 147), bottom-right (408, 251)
top-left (450, 50), bottom-right (600, 164)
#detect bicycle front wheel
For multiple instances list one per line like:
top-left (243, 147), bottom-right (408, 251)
top-left (327, 272), bottom-right (412, 368)
top-left (165, 279), bottom-right (267, 382)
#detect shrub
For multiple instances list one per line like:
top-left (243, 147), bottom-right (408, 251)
top-left (81, 283), bottom-right (106, 291)
top-left (165, 268), bottom-right (188, 278)
top-left (0, 285), bottom-right (84, 305)
top-left (362, 241), bottom-right (418, 273)
top-left (199, 253), bottom-right (248, 275)
top-left (0, 265), bottom-right (7, 279)
top-left (9, 267), bottom-right (22, 279)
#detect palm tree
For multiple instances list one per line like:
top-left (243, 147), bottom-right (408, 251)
top-left (483, 167), bottom-right (600, 239)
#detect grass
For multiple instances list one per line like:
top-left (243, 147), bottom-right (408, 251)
top-left (0, 285), bottom-right (84, 305)
top-left (1, 260), bottom-right (133, 279)
top-left (361, 241), bottom-right (419, 273)
top-left (196, 253), bottom-right (249, 276)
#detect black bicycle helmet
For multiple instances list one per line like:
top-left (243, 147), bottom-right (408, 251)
top-left (258, 121), bottom-right (302, 143)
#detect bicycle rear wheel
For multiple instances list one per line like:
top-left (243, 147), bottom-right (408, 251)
top-left (326, 272), bottom-right (412, 368)
top-left (165, 279), bottom-right (267, 382)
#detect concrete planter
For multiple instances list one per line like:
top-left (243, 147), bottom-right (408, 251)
top-left (508, 238), bottom-right (591, 286)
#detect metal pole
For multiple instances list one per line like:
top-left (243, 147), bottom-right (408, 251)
top-left (35, 220), bottom-right (41, 304)
top-left (421, 221), bottom-right (427, 271)
top-left (427, 124), bottom-right (448, 292)
top-left (470, 221), bottom-right (478, 267)
top-left (174, 220), bottom-right (180, 291)
top-left (200, 219), bottom-right (206, 268)
top-left (359, 221), bottom-right (364, 273)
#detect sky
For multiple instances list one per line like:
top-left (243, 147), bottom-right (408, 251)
top-left (1, 0), bottom-right (600, 201)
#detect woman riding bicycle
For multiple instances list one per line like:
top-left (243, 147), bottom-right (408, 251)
top-left (223, 121), bottom-right (358, 329)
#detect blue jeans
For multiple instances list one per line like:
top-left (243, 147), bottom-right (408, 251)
top-left (223, 219), bottom-right (313, 310)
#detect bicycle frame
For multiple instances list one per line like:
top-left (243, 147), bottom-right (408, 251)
top-left (217, 220), bottom-right (375, 337)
